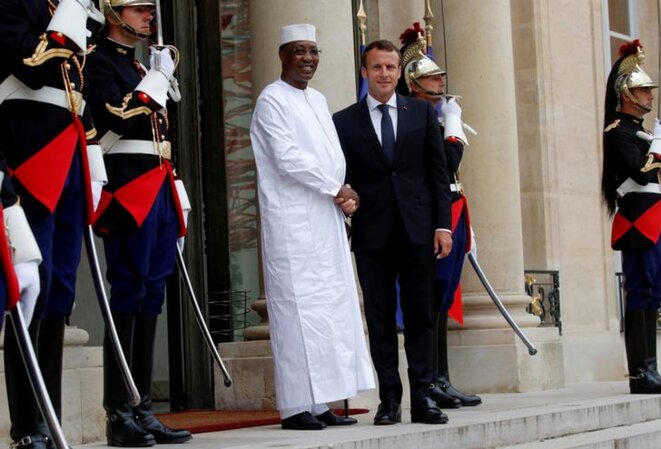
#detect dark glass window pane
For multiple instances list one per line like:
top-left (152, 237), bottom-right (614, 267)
top-left (609, 0), bottom-right (630, 35)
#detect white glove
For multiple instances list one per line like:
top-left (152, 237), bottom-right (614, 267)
top-left (149, 47), bottom-right (176, 80)
top-left (14, 261), bottom-right (40, 326)
top-left (440, 96), bottom-right (462, 119)
top-left (649, 118), bottom-right (661, 155)
top-left (91, 181), bottom-right (103, 211)
top-left (175, 180), bottom-right (191, 252)
top-left (441, 97), bottom-right (468, 145)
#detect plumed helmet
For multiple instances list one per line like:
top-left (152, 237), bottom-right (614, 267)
top-left (397, 23), bottom-right (445, 96)
top-left (605, 40), bottom-right (658, 125)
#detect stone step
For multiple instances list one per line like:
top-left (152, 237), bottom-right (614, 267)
top-left (496, 419), bottom-right (661, 449)
top-left (76, 383), bottom-right (659, 449)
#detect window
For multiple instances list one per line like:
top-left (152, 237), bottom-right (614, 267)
top-left (602, 0), bottom-right (637, 73)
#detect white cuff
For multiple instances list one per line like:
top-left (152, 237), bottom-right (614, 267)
top-left (4, 205), bottom-right (42, 265)
top-left (135, 69), bottom-right (170, 109)
top-left (87, 144), bottom-right (108, 184)
top-left (174, 180), bottom-right (191, 213)
top-left (444, 113), bottom-right (468, 146)
top-left (47, 0), bottom-right (88, 52)
top-left (648, 138), bottom-right (661, 154)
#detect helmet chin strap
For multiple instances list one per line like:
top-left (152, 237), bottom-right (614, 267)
top-left (108, 7), bottom-right (151, 40)
top-left (411, 77), bottom-right (444, 99)
top-left (623, 87), bottom-right (653, 114)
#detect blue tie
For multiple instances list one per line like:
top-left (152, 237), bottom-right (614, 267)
top-left (378, 104), bottom-right (395, 164)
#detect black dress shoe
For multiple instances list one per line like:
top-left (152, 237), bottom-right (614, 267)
top-left (373, 401), bottom-right (401, 425)
top-left (411, 397), bottom-right (449, 424)
top-left (281, 412), bottom-right (327, 430)
top-left (429, 384), bottom-right (462, 409)
top-left (315, 410), bottom-right (357, 426)
top-left (436, 377), bottom-right (482, 406)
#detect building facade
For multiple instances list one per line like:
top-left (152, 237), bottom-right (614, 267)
top-left (2, 0), bottom-right (659, 443)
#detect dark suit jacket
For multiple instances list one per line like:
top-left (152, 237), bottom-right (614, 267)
top-left (333, 94), bottom-right (451, 252)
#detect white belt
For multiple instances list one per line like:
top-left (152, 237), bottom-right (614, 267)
top-left (0, 75), bottom-right (85, 115)
top-left (616, 177), bottom-right (661, 196)
top-left (450, 182), bottom-right (463, 193)
top-left (104, 139), bottom-right (171, 160)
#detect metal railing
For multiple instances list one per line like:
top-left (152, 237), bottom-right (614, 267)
top-left (524, 270), bottom-right (562, 335)
top-left (207, 290), bottom-right (249, 343)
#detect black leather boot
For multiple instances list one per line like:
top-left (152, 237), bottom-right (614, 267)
top-left (645, 310), bottom-right (661, 382)
top-left (134, 395), bottom-right (191, 443)
top-left (104, 313), bottom-right (155, 447)
top-left (132, 314), bottom-right (191, 444)
top-left (625, 309), bottom-right (661, 394)
top-left (35, 316), bottom-right (66, 448)
top-left (432, 311), bottom-right (481, 406)
top-left (5, 317), bottom-right (49, 447)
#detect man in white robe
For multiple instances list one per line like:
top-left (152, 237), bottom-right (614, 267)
top-left (250, 23), bottom-right (375, 430)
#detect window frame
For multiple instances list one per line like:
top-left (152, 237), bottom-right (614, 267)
top-left (602, 0), bottom-right (638, 74)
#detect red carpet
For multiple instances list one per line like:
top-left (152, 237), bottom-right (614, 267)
top-left (156, 409), bottom-right (370, 433)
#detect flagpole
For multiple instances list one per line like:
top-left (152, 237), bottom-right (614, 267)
top-left (357, 0), bottom-right (367, 46)
top-left (424, 0), bottom-right (434, 49)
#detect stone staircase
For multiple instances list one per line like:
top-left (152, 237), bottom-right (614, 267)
top-left (148, 382), bottom-right (661, 449)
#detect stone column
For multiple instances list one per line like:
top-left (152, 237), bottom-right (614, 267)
top-left (431, 0), bottom-right (564, 392)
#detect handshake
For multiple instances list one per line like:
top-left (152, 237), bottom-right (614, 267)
top-left (334, 184), bottom-right (360, 216)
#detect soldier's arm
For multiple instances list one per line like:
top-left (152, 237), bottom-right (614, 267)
top-left (0, 0), bottom-right (83, 89)
top-left (609, 129), bottom-right (658, 184)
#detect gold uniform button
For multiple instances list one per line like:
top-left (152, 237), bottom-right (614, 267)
top-left (65, 63), bottom-right (71, 70)
top-left (69, 82), bottom-right (76, 89)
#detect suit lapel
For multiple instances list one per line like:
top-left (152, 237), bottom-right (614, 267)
top-left (357, 99), bottom-right (390, 167)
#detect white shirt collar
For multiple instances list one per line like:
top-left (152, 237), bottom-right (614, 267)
top-left (366, 92), bottom-right (397, 111)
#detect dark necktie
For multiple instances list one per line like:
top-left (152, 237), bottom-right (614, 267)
top-left (378, 103), bottom-right (395, 164)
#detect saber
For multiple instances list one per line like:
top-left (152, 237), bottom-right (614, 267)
top-left (154, 0), bottom-right (164, 46)
top-left (84, 227), bottom-right (141, 406)
top-left (175, 248), bottom-right (232, 386)
top-left (467, 253), bottom-right (538, 356)
top-left (7, 307), bottom-right (68, 449)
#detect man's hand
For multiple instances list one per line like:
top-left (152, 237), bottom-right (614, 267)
top-left (434, 230), bottom-right (452, 258)
top-left (334, 184), bottom-right (360, 215)
top-left (149, 47), bottom-right (176, 80)
top-left (14, 261), bottom-right (40, 326)
top-left (650, 118), bottom-right (661, 155)
top-left (440, 96), bottom-right (462, 120)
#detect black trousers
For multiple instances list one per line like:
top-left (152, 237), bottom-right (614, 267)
top-left (354, 212), bottom-right (435, 404)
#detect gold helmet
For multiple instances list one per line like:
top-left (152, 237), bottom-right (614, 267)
top-left (402, 35), bottom-right (446, 98)
top-left (102, 0), bottom-right (156, 39)
top-left (103, 0), bottom-right (155, 9)
top-left (608, 40), bottom-right (658, 115)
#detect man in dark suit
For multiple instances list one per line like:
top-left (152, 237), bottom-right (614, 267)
top-left (333, 39), bottom-right (452, 425)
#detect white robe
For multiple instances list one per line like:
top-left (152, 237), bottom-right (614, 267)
top-left (250, 79), bottom-right (375, 411)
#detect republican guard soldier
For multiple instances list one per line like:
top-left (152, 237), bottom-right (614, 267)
top-left (86, 0), bottom-right (192, 446)
top-left (603, 40), bottom-right (661, 394)
top-left (0, 0), bottom-right (107, 447)
top-left (398, 29), bottom-right (482, 408)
